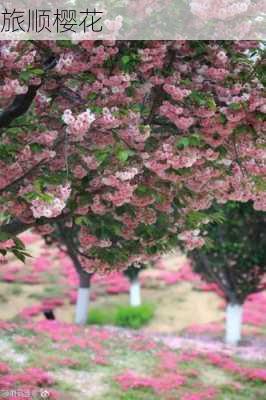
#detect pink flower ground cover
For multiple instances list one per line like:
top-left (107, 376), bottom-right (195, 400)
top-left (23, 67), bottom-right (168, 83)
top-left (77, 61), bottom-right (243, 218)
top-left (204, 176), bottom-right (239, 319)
top-left (180, 389), bottom-right (218, 400)
top-left (0, 361), bottom-right (60, 399)
top-left (243, 293), bottom-right (266, 327)
top-left (116, 370), bottom-right (186, 393)
top-left (0, 319), bottom-right (265, 400)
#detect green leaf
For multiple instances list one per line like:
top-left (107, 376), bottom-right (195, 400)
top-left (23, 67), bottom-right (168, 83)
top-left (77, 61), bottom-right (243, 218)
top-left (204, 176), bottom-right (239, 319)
top-left (57, 40), bottom-right (76, 49)
top-left (94, 148), bottom-right (111, 163)
top-left (0, 143), bottom-right (19, 161)
top-left (87, 93), bottom-right (98, 101)
top-left (75, 216), bottom-right (88, 226)
top-left (228, 102), bottom-right (242, 111)
top-left (30, 68), bottom-right (44, 76)
top-left (14, 237), bottom-right (26, 249)
top-left (220, 114), bottom-right (227, 124)
top-left (189, 134), bottom-right (203, 147)
top-left (0, 232), bottom-right (11, 242)
top-left (176, 137), bottom-right (189, 149)
top-left (80, 72), bottom-right (96, 83)
top-left (12, 249), bottom-right (26, 263)
top-left (30, 143), bottom-right (44, 153)
top-left (19, 71), bottom-right (31, 82)
top-left (120, 52), bottom-right (140, 72)
top-left (19, 67), bottom-right (44, 83)
top-left (116, 149), bottom-right (131, 163)
top-left (135, 185), bottom-right (153, 197)
top-left (121, 55), bottom-right (130, 65)
top-left (23, 191), bottom-right (39, 201)
top-left (188, 91), bottom-right (216, 110)
top-left (38, 193), bottom-right (54, 203)
top-left (253, 176), bottom-right (266, 191)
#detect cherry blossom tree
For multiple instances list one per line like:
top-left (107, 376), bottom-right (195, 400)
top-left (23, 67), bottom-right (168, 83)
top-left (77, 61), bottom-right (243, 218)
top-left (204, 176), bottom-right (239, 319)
top-left (190, 201), bottom-right (266, 345)
top-left (0, 40), bottom-right (265, 275)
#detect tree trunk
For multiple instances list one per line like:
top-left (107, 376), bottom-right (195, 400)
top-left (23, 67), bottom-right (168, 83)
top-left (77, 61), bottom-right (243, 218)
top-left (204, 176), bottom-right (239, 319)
top-left (129, 277), bottom-right (141, 307)
top-left (75, 272), bottom-right (91, 325)
top-left (225, 303), bottom-right (243, 345)
top-left (56, 222), bottom-right (93, 326)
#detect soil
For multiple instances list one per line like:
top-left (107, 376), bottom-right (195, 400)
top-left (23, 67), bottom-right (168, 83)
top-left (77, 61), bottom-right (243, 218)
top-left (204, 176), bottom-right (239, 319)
top-left (0, 279), bottom-right (223, 334)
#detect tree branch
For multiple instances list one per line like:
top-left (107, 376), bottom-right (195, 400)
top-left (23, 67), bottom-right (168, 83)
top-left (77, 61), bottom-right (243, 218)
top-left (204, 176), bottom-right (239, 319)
top-left (197, 252), bottom-right (235, 302)
top-left (0, 212), bottom-right (71, 238)
top-left (0, 54), bottom-right (57, 134)
top-left (144, 45), bottom-right (177, 125)
top-left (0, 132), bottom-right (65, 196)
top-left (0, 85), bottom-right (41, 131)
top-left (56, 221), bottom-right (93, 287)
top-left (0, 219), bottom-right (34, 236)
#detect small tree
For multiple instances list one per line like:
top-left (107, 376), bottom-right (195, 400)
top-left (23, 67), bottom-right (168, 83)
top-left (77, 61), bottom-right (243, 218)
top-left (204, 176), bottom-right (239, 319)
top-left (190, 202), bottom-right (266, 345)
top-left (124, 263), bottom-right (146, 307)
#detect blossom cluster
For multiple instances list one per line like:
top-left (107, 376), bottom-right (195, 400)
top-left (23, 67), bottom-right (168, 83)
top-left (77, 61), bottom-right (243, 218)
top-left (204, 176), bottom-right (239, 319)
top-left (190, 0), bottom-right (252, 20)
top-left (30, 184), bottom-right (71, 219)
top-left (62, 109), bottom-right (96, 139)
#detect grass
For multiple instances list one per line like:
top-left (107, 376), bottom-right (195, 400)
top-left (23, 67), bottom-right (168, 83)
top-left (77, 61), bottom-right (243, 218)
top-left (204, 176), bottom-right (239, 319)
top-left (88, 307), bottom-right (115, 326)
top-left (217, 383), bottom-right (266, 400)
top-left (9, 284), bottom-right (24, 296)
top-left (28, 285), bottom-right (65, 300)
top-left (0, 293), bottom-right (8, 302)
top-left (87, 303), bottom-right (155, 329)
top-left (106, 388), bottom-right (160, 400)
top-left (115, 304), bottom-right (155, 329)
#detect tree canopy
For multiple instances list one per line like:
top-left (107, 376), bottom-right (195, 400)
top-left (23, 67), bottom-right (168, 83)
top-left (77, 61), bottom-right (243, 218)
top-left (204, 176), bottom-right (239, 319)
top-left (0, 40), bottom-right (265, 272)
top-left (190, 201), bottom-right (266, 304)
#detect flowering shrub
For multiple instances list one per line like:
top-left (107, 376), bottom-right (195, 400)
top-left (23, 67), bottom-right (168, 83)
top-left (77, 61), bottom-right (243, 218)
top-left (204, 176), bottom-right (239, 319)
top-left (0, 40), bottom-right (265, 273)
